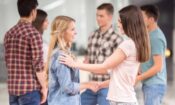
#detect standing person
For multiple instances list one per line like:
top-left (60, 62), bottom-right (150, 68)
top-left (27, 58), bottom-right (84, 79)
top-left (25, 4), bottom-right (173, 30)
top-left (48, 16), bottom-right (99, 105)
top-left (137, 5), bottom-right (167, 105)
top-left (32, 9), bottom-right (49, 63)
top-left (32, 9), bottom-right (49, 105)
top-left (60, 5), bottom-right (150, 105)
top-left (81, 3), bottom-right (123, 105)
top-left (4, 0), bottom-right (47, 105)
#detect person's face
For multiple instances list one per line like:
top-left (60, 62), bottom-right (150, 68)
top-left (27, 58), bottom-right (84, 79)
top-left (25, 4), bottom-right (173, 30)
top-left (96, 9), bottom-right (112, 27)
top-left (141, 11), bottom-right (151, 28)
top-left (42, 18), bottom-right (49, 30)
top-left (117, 17), bottom-right (124, 34)
top-left (64, 21), bottom-right (77, 43)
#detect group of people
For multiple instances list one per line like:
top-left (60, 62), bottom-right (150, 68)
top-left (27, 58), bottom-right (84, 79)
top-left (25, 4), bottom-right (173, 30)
top-left (4, 0), bottom-right (167, 105)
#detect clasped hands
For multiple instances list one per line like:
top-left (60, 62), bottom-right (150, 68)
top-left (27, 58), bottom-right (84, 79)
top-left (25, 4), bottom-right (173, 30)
top-left (87, 81), bottom-right (105, 93)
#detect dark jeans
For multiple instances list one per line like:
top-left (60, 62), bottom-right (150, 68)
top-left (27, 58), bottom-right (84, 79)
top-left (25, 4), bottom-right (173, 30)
top-left (9, 90), bottom-right (41, 105)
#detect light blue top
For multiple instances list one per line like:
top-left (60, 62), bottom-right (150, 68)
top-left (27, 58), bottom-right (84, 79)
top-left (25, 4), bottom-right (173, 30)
top-left (141, 28), bottom-right (167, 86)
top-left (48, 49), bottom-right (80, 105)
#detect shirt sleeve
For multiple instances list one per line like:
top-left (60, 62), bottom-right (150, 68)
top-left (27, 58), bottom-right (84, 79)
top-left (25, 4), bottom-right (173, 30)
top-left (56, 61), bottom-right (80, 95)
top-left (30, 32), bottom-right (44, 72)
top-left (151, 37), bottom-right (165, 55)
top-left (118, 40), bottom-right (133, 57)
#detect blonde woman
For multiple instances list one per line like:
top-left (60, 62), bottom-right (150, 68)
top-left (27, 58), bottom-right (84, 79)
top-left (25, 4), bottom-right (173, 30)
top-left (48, 16), bottom-right (98, 105)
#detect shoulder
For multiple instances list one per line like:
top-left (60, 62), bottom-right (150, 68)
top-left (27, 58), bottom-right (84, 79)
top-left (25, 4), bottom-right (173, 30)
top-left (121, 39), bottom-right (135, 47)
top-left (51, 50), bottom-right (70, 70)
top-left (29, 26), bottom-right (41, 36)
top-left (89, 29), bottom-right (99, 38)
top-left (5, 24), bottom-right (19, 37)
top-left (119, 36), bottom-right (135, 49)
top-left (150, 31), bottom-right (166, 46)
top-left (108, 27), bottom-right (124, 43)
top-left (111, 32), bottom-right (124, 44)
top-left (150, 28), bottom-right (165, 39)
top-left (118, 38), bottom-right (136, 56)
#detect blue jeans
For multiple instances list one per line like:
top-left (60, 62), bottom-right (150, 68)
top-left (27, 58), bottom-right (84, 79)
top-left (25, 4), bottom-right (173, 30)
top-left (142, 84), bottom-right (166, 105)
top-left (9, 90), bottom-right (41, 105)
top-left (81, 88), bottom-right (109, 105)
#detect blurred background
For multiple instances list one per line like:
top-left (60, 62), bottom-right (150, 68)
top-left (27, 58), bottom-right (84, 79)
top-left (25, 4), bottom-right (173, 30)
top-left (0, 0), bottom-right (174, 105)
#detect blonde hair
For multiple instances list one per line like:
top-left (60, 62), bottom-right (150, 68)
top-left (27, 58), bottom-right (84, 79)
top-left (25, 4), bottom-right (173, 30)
top-left (51, 16), bottom-right (75, 52)
top-left (45, 16), bottom-right (75, 84)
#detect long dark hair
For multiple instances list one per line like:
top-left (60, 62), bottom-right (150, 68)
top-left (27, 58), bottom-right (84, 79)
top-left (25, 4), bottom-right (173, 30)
top-left (32, 9), bottom-right (47, 34)
top-left (119, 5), bottom-right (150, 62)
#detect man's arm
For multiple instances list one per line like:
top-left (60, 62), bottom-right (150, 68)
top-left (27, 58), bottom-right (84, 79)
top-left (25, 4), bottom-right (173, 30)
top-left (137, 55), bottom-right (163, 81)
top-left (30, 32), bottom-right (47, 104)
top-left (36, 72), bottom-right (47, 104)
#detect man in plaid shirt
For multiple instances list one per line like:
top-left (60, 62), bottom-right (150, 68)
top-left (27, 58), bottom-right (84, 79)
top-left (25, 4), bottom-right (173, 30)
top-left (4, 0), bottom-right (47, 105)
top-left (81, 3), bottom-right (123, 105)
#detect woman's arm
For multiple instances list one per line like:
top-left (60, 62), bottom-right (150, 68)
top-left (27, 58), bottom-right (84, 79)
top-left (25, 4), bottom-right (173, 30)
top-left (80, 81), bottom-right (99, 92)
top-left (56, 62), bottom-right (98, 95)
top-left (60, 48), bottom-right (126, 74)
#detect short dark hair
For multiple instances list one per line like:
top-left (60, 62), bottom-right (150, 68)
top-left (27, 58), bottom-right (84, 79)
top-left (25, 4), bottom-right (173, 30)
top-left (17, 0), bottom-right (38, 17)
top-left (97, 3), bottom-right (114, 15)
top-left (140, 4), bottom-right (159, 21)
top-left (32, 9), bottom-right (48, 34)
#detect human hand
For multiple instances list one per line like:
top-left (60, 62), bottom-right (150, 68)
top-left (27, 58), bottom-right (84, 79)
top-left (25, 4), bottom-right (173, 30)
top-left (88, 81), bottom-right (100, 93)
top-left (40, 87), bottom-right (48, 104)
top-left (59, 54), bottom-right (78, 68)
top-left (135, 75), bottom-right (141, 86)
top-left (97, 80), bottom-right (110, 89)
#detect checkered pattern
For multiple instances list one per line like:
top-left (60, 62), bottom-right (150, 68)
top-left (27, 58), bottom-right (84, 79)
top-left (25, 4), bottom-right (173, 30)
top-left (4, 21), bottom-right (44, 96)
top-left (87, 26), bottom-right (123, 81)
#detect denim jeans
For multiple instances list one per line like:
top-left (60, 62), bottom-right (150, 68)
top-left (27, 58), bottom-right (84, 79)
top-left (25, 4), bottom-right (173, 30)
top-left (9, 90), bottom-right (41, 105)
top-left (109, 101), bottom-right (137, 105)
top-left (142, 84), bottom-right (166, 105)
top-left (81, 88), bottom-right (109, 105)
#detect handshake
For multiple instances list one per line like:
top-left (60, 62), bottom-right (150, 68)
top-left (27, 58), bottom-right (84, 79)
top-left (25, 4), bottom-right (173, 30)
top-left (85, 81), bottom-right (108, 93)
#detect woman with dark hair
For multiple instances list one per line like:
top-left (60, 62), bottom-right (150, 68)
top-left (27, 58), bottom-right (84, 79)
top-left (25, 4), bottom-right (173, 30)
top-left (32, 9), bottom-right (49, 105)
top-left (33, 9), bottom-right (49, 68)
top-left (33, 9), bottom-right (48, 34)
top-left (60, 5), bottom-right (150, 105)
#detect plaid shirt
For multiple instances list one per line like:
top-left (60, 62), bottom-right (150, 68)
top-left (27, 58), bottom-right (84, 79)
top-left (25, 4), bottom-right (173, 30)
top-left (4, 21), bottom-right (44, 96)
top-left (87, 26), bottom-right (123, 81)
